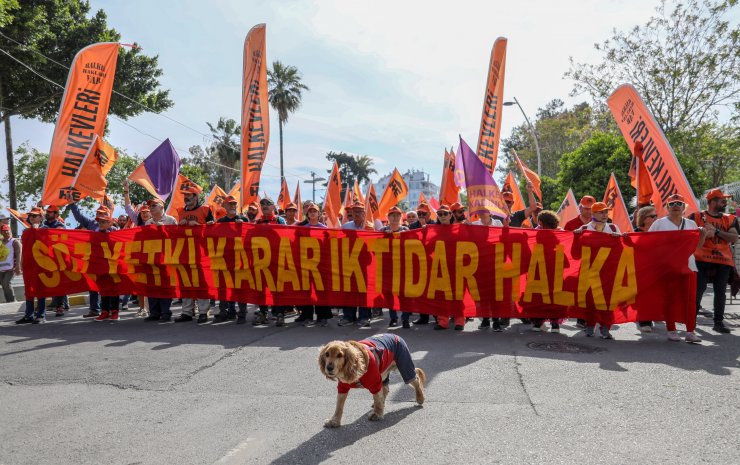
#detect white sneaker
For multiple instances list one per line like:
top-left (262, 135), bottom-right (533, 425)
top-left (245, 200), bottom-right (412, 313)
top-left (667, 331), bottom-right (681, 342)
top-left (684, 332), bottom-right (702, 343)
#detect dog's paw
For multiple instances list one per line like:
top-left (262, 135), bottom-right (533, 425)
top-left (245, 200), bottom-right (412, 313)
top-left (368, 412), bottom-right (384, 421)
top-left (324, 418), bottom-right (341, 428)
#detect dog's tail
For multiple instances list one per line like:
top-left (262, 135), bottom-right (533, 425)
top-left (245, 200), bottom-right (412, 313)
top-left (415, 368), bottom-right (426, 386)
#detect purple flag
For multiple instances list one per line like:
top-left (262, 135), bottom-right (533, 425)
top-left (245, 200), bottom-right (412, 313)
top-left (454, 136), bottom-right (508, 218)
top-left (128, 139), bottom-right (182, 201)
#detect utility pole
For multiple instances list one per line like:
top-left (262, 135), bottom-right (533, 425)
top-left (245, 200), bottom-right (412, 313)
top-left (303, 171), bottom-right (326, 202)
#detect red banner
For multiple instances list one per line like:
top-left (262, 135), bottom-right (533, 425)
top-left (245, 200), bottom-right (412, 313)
top-left (22, 225), bottom-right (698, 325)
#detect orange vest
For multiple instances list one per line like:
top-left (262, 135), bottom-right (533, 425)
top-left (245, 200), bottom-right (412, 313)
top-left (177, 205), bottom-right (211, 225)
top-left (689, 211), bottom-right (738, 266)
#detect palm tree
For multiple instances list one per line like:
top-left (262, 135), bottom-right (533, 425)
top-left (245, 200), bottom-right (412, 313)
top-left (267, 61), bottom-right (310, 183)
top-left (206, 117), bottom-right (241, 188)
top-left (354, 155), bottom-right (377, 185)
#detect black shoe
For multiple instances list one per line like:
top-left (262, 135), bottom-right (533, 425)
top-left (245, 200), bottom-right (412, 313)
top-left (15, 317), bottom-right (33, 324)
top-left (500, 318), bottom-right (510, 328)
top-left (31, 317), bottom-right (46, 324)
top-left (226, 313), bottom-right (237, 320)
top-left (433, 324), bottom-right (446, 330)
top-left (294, 316), bottom-right (308, 323)
top-left (145, 315), bottom-right (160, 321)
top-left (478, 318), bottom-right (490, 329)
top-left (492, 321), bottom-right (503, 332)
top-left (174, 314), bottom-right (193, 323)
top-left (388, 319), bottom-right (398, 327)
top-left (454, 325), bottom-right (464, 331)
top-left (120, 305), bottom-right (129, 312)
top-left (412, 317), bottom-right (429, 325)
top-left (213, 314), bottom-right (228, 323)
top-left (402, 321), bottom-right (411, 329)
top-left (197, 314), bottom-right (208, 324)
top-left (236, 316), bottom-right (247, 325)
top-left (713, 323), bottom-right (731, 334)
top-left (276, 315), bottom-right (285, 327)
top-left (159, 315), bottom-right (172, 322)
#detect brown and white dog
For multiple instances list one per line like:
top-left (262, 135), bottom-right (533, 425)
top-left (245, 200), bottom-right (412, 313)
top-left (319, 334), bottom-right (425, 427)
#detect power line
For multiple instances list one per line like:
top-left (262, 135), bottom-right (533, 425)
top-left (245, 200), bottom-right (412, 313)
top-left (0, 32), bottom-right (313, 182)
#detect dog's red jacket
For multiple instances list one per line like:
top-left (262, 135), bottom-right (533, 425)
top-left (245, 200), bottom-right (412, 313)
top-left (337, 338), bottom-right (394, 394)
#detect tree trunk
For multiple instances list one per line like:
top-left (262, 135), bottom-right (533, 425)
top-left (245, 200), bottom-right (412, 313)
top-left (279, 119), bottom-right (284, 184)
top-left (0, 76), bottom-right (18, 236)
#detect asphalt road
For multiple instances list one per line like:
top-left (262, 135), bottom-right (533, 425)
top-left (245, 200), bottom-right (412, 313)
top-left (1, 293), bottom-right (738, 465)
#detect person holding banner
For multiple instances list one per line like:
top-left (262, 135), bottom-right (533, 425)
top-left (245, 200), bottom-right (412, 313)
top-left (383, 206), bottom-right (412, 328)
top-left (574, 202), bottom-right (622, 339)
top-left (688, 189), bottom-right (739, 334)
top-left (253, 197), bottom-right (288, 327)
top-left (174, 187), bottom-right (215, 324)
top-left (563, 196), bottom-right (596, 231)
top-left (450, 203), bottom-right (470, 225)
top-left (283, 203), bottom-right (299, 226)
top-left (431, 205), bottom-right (465, 330)
top-left (408, 203), bottom-right (431, 231)
top-left (213, 195), bottom-right (252, 324)
top-left (634, 205), bottom-right (659, 332)
top-left (648, 194), bottom-right (704, 343)
top-left (295, 203), bottom-right (333, 327)
top-left (87, 210), bottom-right (121, 321)
top-left (508, 182), bottom-right (538, 228)
top-left (16, 211), bottom-right (46, 324)
top-left (339, 201), bottom-right (374, 327)
top-left (144, 198), bottom-right (177, 226)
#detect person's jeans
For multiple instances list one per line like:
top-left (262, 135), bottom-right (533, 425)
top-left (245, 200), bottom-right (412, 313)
top-left (0, 270), bottom-right (15, 302)
top-left (388, 310), bottom-right (411, 322)
top-left (219, 301), bottom-right (250, 317)
top-left (696, 262), bottom-right (733, 324)
top-left (148, 298), bottom-right (172, 319)
top-left (89, 291), bottom-right (101, 313)
top-left (342, 307), bottom-right (370, 321)
top-left (24, 298), bottom-right (46, 319)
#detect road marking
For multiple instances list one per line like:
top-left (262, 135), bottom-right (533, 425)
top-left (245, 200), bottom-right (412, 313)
top-left (213, 437), bottom-right (259, 465)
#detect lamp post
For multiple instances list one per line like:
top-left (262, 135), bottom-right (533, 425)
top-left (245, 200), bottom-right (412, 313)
top-left (504, 97), bottom-right (542, 175)
top-left (303, 171), bottom-right (326, 202)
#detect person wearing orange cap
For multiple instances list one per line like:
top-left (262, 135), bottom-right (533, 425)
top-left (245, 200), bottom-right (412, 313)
top-left (409, 203), bottom-right (431, 230)
top-left (283, 202), bottom-right (299, 226)
top-left (295, 203), bottom-right (333, 326)
top-left (145, 198), bottom-right (177, 226)
top-left (338, 201), bottom-right (374, 327)
top-left (15, 208), bottom-right (51, 324)
top-left (382, 206), bottom-right (413, 328)
top-left (245, 202), bottom-right (260, 222)
top-left (87, 210), bottom-right (123, 322)
top-left (41, 205), bottom-right (65, 229)
top-left (647, 194), bottom-right (707, 342)
top-left (251, 197), bottom-right (289, 327)
top-left (563, 195), bottom-right (596, 231)
top-left (449, 202), bottom-right (470, 225)
top-left (688, 189), bottom-right (739, 334)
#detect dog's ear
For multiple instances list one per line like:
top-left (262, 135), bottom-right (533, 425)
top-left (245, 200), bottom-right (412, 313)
top-left (340, 341), bottom-right (366, 383)
top-left (318, 343), bottom-right (328, 377)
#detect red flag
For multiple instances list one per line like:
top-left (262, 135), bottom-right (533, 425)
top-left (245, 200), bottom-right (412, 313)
top-left (439, 148), bottom-right (460, 206)
top-left (42, 43), bottom-right (120, 206)
top-left (556, 189), bottom-right (579, 226)
top-left (476, 37), bottom-right (507, 173)
top-left (277, 178), bottom-right (291, 211)
top-left (378, 168), bottom-right (408, 220)
top-left (511, 149), bottom-right (542, 201)
top-left (603, 173), bottom-right (634, 232)
top-left (70, 135), bottom-right (118, 201)
top-left (240, 24), bottom-right (270, 208)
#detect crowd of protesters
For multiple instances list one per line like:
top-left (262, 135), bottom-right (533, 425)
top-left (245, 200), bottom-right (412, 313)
top-left (4, 181), bottom-right (738, 344)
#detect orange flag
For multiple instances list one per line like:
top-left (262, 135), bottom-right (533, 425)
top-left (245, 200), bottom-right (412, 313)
top-left (7, 208), bottom-right (30, 228)
top-left (353, 180), bottom-right (365, 204)
top-left (365, 184), bottom-right (380, 224)
top-left (240, 24), bottom-right (270, 208)
top-left (632, 142), bottom-right (657, 206)
top-left (511, 149), bottom-right (542, 201)
top-left (70, 135), bottom-right (118, 201)
top-left (377, 168), bottom-right (408, 220)
top-left (439, 147), bottom-right (460, 206)
top-left (166, 174), bottom-right (203, 217)
top-left (324, 162), bottom-right (342, 227)
top-left (293, 182), bottom-right (303, 219)
top-left (206, 185), bottom-right (228, 220)
top-left (419, 192), bottom-right (437, 221)
top-left (556, 189), bottom-right (579, 226)
top-left (42, 42), bottom-right (120, 206)
top-left (502, 171), bottom-right (525, 212)
top-left (277, 178), bottom-right (291, 210)
top-left (607, 84), bottom-right (698, 216)
top-left (603, 173), bottom-right (634, 232)
top-left (476, 37), bottom-right (507, 174)
top-left (227, 181), bottom-right (242, 211)
top-left (341, 180), bottom-right (353, 219)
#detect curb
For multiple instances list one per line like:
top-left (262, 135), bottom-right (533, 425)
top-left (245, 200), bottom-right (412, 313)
top-left (0, 294), bottom-right (89, 313)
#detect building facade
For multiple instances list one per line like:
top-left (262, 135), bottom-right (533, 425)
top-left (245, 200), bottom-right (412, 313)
top-left (373, 169), bottom-right (439, 210)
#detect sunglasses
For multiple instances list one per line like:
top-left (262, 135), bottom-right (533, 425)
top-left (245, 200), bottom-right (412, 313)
top-left (417, 212), bottom-right (428, 217)
top-left (667, 201), bottom-right (684, 208)
top-left (438, 212), bottom-right (450, 216)
top-left (647, 214), bottom-right (658, 219)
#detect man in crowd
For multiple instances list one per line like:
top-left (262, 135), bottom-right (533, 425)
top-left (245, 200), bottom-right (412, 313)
top-left (214, 195), bottom-right (251, 324)
top-left (0, 212), bottom-right (10, 228)
top-left (408, 203), bottom-right (431, 230)
top-left (245, 202), bottom-right (259, 222)
top-left (508, 182), bottom-right (538, 227)
top-left (253, 197), bottom-right (288, 326)
top-left (563, 195), bottom-right (595, 231)
top-left (0, 224), bottom-right (21, 303)
top-left (175, 186), bottom-right (214, 323)
top-left (339, 201), bottom-right (374, 327)
top-left (283, 203), bottom-right (299, 225)
top-left (450, 202), bottom-right (470, 225)
top-left (688, 189), bottom-right (739, 334)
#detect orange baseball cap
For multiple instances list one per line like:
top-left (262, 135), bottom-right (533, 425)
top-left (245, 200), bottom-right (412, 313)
top-left (351, 201), bottom-right (366, 210)
top-left (247, 202), bottom-right (259, 210)
top-left (416, 203), bottom-right (430, 213)
top-left (706, 189), bottom-right (731, 201)
top-left (306, 203), bottom-right (319, 212)
top-left (139, 205), bottom-right (151, 213)
top-left (285, 202), bottom-right (298, 211)
top-left (579, 196), bottom-right (596, 207)
top-left (224, 195), bottom-right (238, 204)
top-left (437, 204), bottom-right (451, 213)
top-left (148, 198), bottom-right (165, 206)
top-left (46, 205), bottom-right (60, 213)
top-left (665, 194), bottom-right (686, 204)
top-left (591, 202), bottom-right (611, 213)
top-left (387, 206), bottom-right (402, 215)
top-left (503, 192), bottom-right (514, 201)
top-left (450, 202), bottom-right (465, 211)
top-left (28, 207), bottom-right (44, 216)
top-left (181, 185), bottom-right (200, 195)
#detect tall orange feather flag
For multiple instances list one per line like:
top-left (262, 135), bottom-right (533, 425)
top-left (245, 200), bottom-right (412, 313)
top-left (166, 174), bottom-right (203, 217)
top-left (277, 178), bottom-right (291, 210)
top-left (377, 168), bottom-right (408, 220)
top-left (476, 37), bottom-right (507, 174)
top-left (604, 173), bottom-right (634, 232)
top-left (353, 180), bottom-right (365, 204)
top-left (323, 162), bottom-right (342, 227)
top-left (439, 148), bottom-right (460, 206)
top-left (70, 135), bottom-right (118, 201)
top-left (293, 182), bottom-right (302, 219)
top-left (502, 171), bottom-right (525, 212)
top-left (365, 184), bottom-right (380, 224)
top-left (240, 24), bottom-right (270, 208)
top-left (556, 189), bottom-right (579, 226)
top-left (607, 84), bottom-right (698, 216)
top-left (42, 42), bottom-right (120, 206)
top-left (511, 149), bottom-right (542, 201)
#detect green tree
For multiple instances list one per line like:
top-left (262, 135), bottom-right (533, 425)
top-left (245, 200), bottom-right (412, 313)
top-left (0, 0), bottom-right (172, 234)
top-left (0, 0), bottom-right (18, 27)
top-left (325, 151), bottom-right (377, 201)
top-left (670, 123), bottom-right (739, 189)
top-left (565, 0), bottom-right (739, 134)
top-left (205, 117), bottom-right (240, 189)
top-left (267, 60), bottom-right (309, 183)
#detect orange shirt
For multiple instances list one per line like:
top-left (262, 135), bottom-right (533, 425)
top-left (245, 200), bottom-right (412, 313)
top-left (689, 211), bottom-right (739, 266)
top-left (176, 205), bottom-right (213, 225)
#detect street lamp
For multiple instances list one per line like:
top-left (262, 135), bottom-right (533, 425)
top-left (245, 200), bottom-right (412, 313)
top-left (504, 97), bottom-right (542, 176)
top-left (303, 171), bottom-right (326, 202)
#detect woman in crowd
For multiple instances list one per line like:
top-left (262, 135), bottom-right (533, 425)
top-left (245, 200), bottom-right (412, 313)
top-left (383, 206), bottom-right (412, 328)
top-left (634, 205), bottom-right (658, 332)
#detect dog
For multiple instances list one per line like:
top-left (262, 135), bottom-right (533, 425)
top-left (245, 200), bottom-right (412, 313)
top-left (318, 333), bottom-right (426, 428)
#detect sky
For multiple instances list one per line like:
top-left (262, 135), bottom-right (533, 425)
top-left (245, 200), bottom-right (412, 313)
top-left (2, 0), bottom-right (664, 207)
